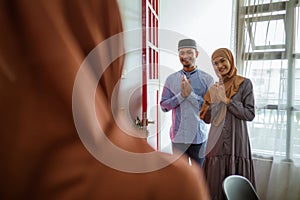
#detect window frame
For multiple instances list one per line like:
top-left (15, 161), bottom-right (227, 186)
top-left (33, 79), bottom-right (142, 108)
top-left (235, 0), bottom-right (300, 162)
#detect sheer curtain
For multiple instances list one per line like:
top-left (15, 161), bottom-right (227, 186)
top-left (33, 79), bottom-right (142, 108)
top-left (235, 0), bottom-right (300, 199)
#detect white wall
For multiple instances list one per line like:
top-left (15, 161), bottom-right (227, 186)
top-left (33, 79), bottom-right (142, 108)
top-left (117, 0), bottom-right (143, 124)
top-left (160, 0), bottom-right (233, 56)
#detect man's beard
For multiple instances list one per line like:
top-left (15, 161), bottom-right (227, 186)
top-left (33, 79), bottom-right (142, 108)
top-left (181, 58), bottom-right (194, 68)
top-left (183, 63), bottom-right (193, 68)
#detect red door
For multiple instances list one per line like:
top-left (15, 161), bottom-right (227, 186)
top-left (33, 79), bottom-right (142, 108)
top-left (142, 0), bottom-right (160, 150)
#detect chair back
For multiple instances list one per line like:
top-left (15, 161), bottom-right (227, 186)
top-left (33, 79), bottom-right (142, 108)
top-left (223, 175), bottom-right (259, 200)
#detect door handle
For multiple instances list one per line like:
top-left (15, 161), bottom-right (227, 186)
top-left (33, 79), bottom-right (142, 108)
top-left (134, 116), bottom-right (155, 128)
top-left (135, 116), bottom-right (143, 128)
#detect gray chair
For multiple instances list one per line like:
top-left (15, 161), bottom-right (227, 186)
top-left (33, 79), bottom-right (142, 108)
top-left (223, 175), bottom-right (260, 200)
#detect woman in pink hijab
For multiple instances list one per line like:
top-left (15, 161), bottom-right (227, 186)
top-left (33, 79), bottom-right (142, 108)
top-left (200, 48), bottom-right (256, 200)
top-left (0, 0), bottom-right (210, 199)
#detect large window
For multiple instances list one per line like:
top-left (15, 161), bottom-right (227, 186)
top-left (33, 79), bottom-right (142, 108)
top-left (236, 0), bottom-right (300, 164)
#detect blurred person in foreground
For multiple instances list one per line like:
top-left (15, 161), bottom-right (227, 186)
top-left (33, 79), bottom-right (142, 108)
top-left (200, 48), bottom-right (256, 200)
top-left (0, 0), bottom-right (210, 199)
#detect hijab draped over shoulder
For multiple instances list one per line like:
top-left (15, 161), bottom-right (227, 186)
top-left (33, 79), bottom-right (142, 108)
top-left (200, 48), bottom-right (245, 122)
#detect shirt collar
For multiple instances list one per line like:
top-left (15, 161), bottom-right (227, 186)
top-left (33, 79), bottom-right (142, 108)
top-left (181, 66), bottom-right (198, 78)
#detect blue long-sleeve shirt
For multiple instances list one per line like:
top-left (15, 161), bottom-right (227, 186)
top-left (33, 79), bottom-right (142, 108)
top-left (160, 68), bottom-right (214, 144)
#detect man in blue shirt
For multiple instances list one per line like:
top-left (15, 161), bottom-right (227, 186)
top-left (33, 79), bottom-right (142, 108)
top-left (160, 39), bottom-right (214, 167)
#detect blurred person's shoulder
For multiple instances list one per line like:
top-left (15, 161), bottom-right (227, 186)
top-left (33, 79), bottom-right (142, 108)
top-left (149, 151), bottom-right (210, 200)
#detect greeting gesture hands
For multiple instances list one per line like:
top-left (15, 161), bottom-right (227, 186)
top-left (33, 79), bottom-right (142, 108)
top-left (209, 84), bottom-right (220, 103)
top-left (181, 75), bottom-right (191, 98)
top-left (209, 82), bottom-right (230, 105)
